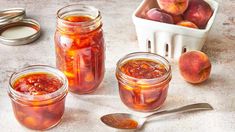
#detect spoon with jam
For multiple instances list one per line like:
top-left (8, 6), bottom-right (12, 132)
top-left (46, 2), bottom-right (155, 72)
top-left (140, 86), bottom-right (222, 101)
top-left (101, 103), bottom-right (213, 130)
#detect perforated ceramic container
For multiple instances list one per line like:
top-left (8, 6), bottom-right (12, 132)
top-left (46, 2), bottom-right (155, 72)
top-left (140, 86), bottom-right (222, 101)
top-left (132, 0), bottom-right (219, 60)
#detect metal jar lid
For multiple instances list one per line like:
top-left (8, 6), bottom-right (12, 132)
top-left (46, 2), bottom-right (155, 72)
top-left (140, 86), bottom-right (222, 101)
top-left (0, 8), bottom-right (41, 46)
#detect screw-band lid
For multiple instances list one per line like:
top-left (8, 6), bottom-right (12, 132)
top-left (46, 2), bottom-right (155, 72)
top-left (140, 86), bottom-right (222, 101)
top-left (0, 8), bottom-right (41, 46)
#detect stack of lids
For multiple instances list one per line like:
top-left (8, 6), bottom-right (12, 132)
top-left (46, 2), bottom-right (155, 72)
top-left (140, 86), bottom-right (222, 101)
top-left (0, 8), bottom-right (41, 46)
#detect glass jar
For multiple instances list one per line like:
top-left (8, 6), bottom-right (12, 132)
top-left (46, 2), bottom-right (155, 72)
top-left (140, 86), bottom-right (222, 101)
top-left (8, 65), bottom-right (68, 130)
top-left (55, 4), bottom-right (105, 94)
top-left (116, 52), bottom-right (172, 112)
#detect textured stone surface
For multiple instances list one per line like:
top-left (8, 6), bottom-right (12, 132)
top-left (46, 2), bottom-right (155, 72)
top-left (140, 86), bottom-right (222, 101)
top-left (0, 0), bottom-right (234, 132)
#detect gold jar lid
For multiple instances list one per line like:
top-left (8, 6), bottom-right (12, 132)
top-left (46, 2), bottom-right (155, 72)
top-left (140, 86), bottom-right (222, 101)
top-left (0, 8), bottom-right (41, 46)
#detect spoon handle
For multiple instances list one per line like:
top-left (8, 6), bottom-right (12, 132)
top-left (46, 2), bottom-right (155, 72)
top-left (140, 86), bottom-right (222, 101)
top-left (146, 103), bottom-right (213, 120)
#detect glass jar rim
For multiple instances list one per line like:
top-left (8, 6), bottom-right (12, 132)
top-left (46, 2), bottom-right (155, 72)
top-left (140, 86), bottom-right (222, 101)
top-left (56, 4), bottom-right (101, 26)
top-left (116, 52), bottom-right (172, 85)
top-left (8, 65), bottom-right (68, 101)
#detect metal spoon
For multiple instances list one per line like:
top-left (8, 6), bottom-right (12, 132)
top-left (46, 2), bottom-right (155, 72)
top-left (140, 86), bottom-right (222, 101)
top-left (101, 103), bottom-right (213, 130)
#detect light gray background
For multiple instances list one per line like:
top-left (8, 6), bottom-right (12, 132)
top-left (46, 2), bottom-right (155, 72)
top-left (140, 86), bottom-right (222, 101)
top-left (0, 0), bottom-right (234, 132)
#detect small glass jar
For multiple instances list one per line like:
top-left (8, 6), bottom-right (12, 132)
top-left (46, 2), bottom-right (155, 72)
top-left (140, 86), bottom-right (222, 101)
top-left (116, 52), bottom-right (172, 112)
top-left (8, 65), bottom-right (68, 130)
top-left (54, 4), bottom-right (105, 94)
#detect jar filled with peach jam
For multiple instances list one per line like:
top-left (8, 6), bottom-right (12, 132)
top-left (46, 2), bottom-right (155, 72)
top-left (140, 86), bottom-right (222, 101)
top-left (116, 52), bottom-right (172, 112)
top-left (7, 65), bottom-right (68, 130)
top-left (55, 4), bottom-right (105, 94)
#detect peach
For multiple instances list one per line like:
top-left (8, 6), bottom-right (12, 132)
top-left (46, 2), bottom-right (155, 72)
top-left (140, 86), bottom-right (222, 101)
top-left (179, 51), bottom-right (211, 84)
top-left (172, 15), bottom-right (183, 24)
top-left (183, 0), bottom-right (213, 29)
top-left (177, 20), bottom-right (198, 28)
top-left (157, 0), bottom-right (189, 15)
top-left (146, 8), bottom-right (174, 24)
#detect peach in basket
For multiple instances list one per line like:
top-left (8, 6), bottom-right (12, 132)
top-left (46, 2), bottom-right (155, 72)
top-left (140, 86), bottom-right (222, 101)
top-left (132, 0), bottom-right (219, 59)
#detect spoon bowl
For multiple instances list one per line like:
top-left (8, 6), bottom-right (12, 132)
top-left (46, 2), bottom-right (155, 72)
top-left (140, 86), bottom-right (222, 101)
top-left (101, 113), bottom-right (146, 129)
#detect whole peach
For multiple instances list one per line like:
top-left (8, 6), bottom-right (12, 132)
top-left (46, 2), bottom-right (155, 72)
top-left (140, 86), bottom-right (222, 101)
top-left (183, 0), bottom-right (213, 29)
top-left (179, 51), bottom-right (211, 84)
top-left (146, 8), bottom-right (174, 24)
top-left (177, 20), bottom-right (198, 28)
top-left (157, 0), bottom-right (189, 15)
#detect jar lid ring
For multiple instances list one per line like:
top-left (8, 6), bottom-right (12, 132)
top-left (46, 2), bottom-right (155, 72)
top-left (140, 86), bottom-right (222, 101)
top-left (0, 8), bottom-right (25, 26)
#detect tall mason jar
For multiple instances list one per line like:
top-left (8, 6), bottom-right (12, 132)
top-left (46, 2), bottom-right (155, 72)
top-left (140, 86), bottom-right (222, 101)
top-left (55, 4), bottom-right (105, 94)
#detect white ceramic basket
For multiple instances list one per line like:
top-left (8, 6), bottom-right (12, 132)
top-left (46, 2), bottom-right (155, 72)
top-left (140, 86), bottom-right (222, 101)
top-left (132, 0), bottom-right (219, 60)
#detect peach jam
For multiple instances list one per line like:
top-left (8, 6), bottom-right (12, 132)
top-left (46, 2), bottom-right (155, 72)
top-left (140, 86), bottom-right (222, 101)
top-left (8, 65), bottom-right (68, 130)
top-left (55, 5), bottom-right (105, 94)
top-left (116, 52), bottom-right (171, 112)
